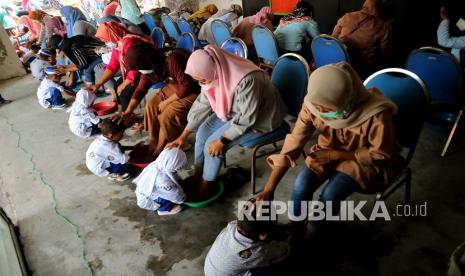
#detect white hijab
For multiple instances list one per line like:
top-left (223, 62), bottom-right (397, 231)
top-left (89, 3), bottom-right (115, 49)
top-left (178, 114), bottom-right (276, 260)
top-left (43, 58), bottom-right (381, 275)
top-left (68, 89), bottom-right (97, 116)
top-left (133, 148), bottom-right (188, 209)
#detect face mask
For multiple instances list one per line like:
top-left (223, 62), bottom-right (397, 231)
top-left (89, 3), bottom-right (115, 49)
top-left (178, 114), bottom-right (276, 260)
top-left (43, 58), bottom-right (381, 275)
top-left (319, 107), bottom-right (349, 119)
top-left (138, 69), bottom-right (154, 75)
top-left (105, 42), bottom-right (116, 49)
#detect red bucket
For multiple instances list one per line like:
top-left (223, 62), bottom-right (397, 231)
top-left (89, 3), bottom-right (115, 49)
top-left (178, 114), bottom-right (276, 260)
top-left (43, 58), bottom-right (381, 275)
top-left (91, 101), bottom-right (117, 116)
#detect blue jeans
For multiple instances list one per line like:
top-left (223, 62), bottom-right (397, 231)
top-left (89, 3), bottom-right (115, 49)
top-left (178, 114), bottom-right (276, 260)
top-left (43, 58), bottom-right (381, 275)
top-left (82, 58), bottom-right (103, 85)
top-left (291, 167), bottom-right (360, 217)
top-left (154, 197), bottom-right (175, 211)
top-left (194, 114), bottom-right (262, 181)
top-left (46, 88), bottom-right (65, 106)
top-left (107, 163), bottom-right (127, 175)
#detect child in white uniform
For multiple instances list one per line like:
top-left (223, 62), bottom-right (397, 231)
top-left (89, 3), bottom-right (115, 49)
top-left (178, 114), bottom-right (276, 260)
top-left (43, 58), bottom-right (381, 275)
top-left (133, 148), bottom-right (187, 216)
top-left (30, 48), bottom-right (53, 81)
top-left (68, 89), bottom-right (100, 138)
top-left (86, 118), bottom-right (131, 182)
top-left (36, 66), bottom-right (68, 109)
top-left (204, 208), bottom-right (290, 276)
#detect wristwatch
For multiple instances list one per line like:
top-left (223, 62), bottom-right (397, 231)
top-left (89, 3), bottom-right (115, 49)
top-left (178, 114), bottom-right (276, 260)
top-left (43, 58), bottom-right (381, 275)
top-left (220, 136), bottom-right (231, 145)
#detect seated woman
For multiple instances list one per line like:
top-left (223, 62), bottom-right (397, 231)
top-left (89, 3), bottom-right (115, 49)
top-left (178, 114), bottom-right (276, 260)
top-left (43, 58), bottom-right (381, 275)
top-left (167, 46), bottom-right (287, 200)
top-left (29, 10), bottom-right (66, 48)
top-left (437, 5), bottom-right (465, 67)
top-left (168, 4), bottom-right (193, 21)
top-left (123, 44), bottom-right (200, 158)
top-left (17, 13), bottom-right (42, 47)
top-left (56, 35), bottom-right (105, 87)
top-left (254, 62), bottom-right (400, 236)
top-left (332, 0), bottom-right (391, 79)
top-left (60, 6), bottom-right (97, 37)
top-left (232, 6), bottom-right (274, 47)
top-left (99, 14), bottom-right (143, 34)
top-left (119, 0), bottom-right (150, 34)
top-left (274, 1), bottom-right (319, 61)
top-left (198, 4), bottom-right (243, 45)
top-left (88, 22), bottom-right (155, 113)
top-left (187, 4), bottom-right (218, 35)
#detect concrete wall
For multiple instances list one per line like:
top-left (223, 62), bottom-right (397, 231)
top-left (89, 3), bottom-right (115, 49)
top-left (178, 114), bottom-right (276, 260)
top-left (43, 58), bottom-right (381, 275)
top-left (0, 26), bottom-right (26, 81)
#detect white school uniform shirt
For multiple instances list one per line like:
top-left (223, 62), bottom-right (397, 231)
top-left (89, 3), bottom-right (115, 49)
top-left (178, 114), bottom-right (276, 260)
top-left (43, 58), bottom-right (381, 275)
top-left (86, 135), bottom-right (129, 177)
top-left (30, 59), bottom-right (52, 80)
top-left (36, 78), bottom-right (64, 108)
top-left (68, 89), bottom-right (100, 138)
top-left (204, 221), bottom-right (290, 276)
top-left (133, 148), bottom-right (187, 210)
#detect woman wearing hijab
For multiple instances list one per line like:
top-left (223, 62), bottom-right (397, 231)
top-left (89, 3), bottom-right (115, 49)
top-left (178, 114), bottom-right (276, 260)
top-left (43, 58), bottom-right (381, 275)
top-left (56, 35), bottom-right (105, 86)
top-left (87, 22), bottom-right (154, 112)
top-left (332, 0), bottom-right (391, 79)
top-left (232, 6), bottom-right (274, 46)
top-left (17, 14), bottom-right (42, 45)
top-left (124, 45), bottom-right (200, 158)
top-left (274, 1), bottom-right (319, 60)
top-left (187, 4), bottom-right (218, 34)
top-left (198, 4), bottom-right (243, 44)
top-left (167, 46), bottom-right (287, 200)
top-left (254, 62), bottom-right (400, 236)
top-left (29, 10), bottom-right (66, 47)
top-left (60, 6), bottom-right (96, 37)
top-left (119, 0), bottom-right (150, 34)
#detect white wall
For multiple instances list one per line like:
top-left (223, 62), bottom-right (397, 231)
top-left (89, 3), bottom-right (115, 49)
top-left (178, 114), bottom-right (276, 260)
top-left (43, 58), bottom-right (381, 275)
top-left (199, 0), bottom-right (242, 10)
top-left (0, 26), bottom-right (26, 81)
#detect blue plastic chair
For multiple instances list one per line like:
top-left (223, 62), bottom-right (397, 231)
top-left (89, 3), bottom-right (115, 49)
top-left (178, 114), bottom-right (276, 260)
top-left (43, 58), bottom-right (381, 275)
top-left (221, 38), bottom-right (248, 59)
top-left (144, 12), bottom-right (156, 32)
top-left (150, 27), bottom-right (165, 49)
top-left (252, 25), bottom-right (280, 67)
top-left (161, 14), bottom-right (180, 41)
top-left (363, 68), bottom-right (429, 207)
top-left (311, 34), bottom-right (350, 69)
top-left (406, 47), bottom-right (463, 156)
top-left (176, 32), bottom-right (196, 53)
top-left (237, 54), bottom-right (310, 194)
top-left (176, 18), bottom-right (206, 48)
top-left (211, 19), bottom-right (232, 47)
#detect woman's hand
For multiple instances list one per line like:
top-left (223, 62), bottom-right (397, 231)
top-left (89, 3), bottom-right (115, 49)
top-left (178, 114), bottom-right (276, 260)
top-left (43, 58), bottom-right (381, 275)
top-left (309, 150), bottom-right (355, 163)
top-left (440, 6), bottom-right (448, 20)
top-left (85, 84), bottom-right (100, 94)
top-left (252, 189), bottom-right (274, 202)
top-left (208, 139), bottom-right (225, 157)
top-left (111, 111), bottom-right (133, 125)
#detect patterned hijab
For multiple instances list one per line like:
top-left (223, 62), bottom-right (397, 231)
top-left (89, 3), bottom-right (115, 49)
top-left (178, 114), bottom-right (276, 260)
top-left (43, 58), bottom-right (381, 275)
top-left (279, 1), bottom-right (314, 26)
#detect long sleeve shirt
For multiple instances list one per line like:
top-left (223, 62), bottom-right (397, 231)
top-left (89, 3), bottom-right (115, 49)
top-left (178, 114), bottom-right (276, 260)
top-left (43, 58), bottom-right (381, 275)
top-left (274, 20), bottom-right (320, 51)
top-left (437, 19), bottom-right (465, 60)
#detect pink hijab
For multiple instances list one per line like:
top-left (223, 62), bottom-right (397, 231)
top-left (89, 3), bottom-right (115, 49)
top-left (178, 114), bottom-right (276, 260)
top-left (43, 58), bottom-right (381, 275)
top-left (251, 7), bottom-right (273, 25)
top-left (185, 45), bottom-right (262, 121)
top-left (18, 15), bottom-right (41, 39)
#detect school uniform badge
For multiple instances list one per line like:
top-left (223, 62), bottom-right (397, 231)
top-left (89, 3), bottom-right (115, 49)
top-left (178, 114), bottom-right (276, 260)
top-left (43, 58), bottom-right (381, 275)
top-left (238, 249), bottom-right (252, 259)
top-left (107, 155), bottom-right (114, 161)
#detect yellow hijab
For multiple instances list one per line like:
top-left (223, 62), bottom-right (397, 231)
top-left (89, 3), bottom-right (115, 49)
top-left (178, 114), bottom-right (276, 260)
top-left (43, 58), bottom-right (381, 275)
top-left (189, 4), bottom-right (218, 20)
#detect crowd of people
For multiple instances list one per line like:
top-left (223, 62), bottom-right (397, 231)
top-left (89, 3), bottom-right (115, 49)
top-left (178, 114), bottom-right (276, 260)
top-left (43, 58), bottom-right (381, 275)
top-left (1, 0), bottom-right (465, 275)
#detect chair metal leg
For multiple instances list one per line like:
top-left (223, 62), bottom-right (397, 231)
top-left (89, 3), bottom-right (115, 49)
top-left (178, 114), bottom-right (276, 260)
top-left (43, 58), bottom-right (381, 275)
top-left (405, 168), bottom-right (412, 203)
top-left (441, 107), bottom-right (464, 157)
top-left (251, 146), bottom-right (259, 195)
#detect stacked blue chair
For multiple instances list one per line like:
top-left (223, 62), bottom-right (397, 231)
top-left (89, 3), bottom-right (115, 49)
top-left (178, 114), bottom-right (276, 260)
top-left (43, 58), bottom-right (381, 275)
top-left (311, 34), bottom-right (350, 69)
top-left (176, 33), bottom-right (196, 53)
top-left (176, 18), bottom-right (207, 48)
top-left (211, 19), bottom-right (232, 47)
top-left (144, 12), bottom-right (157, 32)
top-left (406, 47), bottom-right (463, 156)
top-left (252, 25), bottom-right (280, 67)
top-left (150, 27), bottom-right (165, 49)
top-left (362, 68), bottom-right (429, 215)
top-left (161, 14), bottom-right (181, 41)
top-left (236, 54), bottom-right (310, 194)
top-left (221, 38), bottom-right (248, 59)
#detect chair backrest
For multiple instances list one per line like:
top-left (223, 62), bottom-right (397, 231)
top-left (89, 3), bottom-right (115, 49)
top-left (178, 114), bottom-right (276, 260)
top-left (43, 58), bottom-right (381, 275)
top-left (144, 12), bottom-right (156, 32)
top-left (271, 54), bottom-right (310, 117)
top-left (311, 34), bottom-right (350, 69)
top-left (211, 19), bottom-right (232, 46)
top-left (176, 32), bottom-right (195, 53)
top-left (252, 25), bottom-right (280, 65)
top-left (150, 27), bottom-right (165, 49)
top-left (177, 18), bottom-right (201, 49)
top-left (221, 37), bottom-right (248, 59)
top-left (161, 14), bottom-right (180, 41)
top-left (364, 68), bottom-right (430, 163)
top-left (406, 47), bottom-right (462, 105)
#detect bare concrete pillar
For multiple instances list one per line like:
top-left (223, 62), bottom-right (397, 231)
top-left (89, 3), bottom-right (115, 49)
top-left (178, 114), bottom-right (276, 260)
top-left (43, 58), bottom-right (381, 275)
top-left (0, 25), bottom-right (26, 81)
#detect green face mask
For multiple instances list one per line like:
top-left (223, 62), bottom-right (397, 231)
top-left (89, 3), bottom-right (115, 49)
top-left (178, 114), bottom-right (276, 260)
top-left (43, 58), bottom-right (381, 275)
top-left (319, 107), bottom-right (349, 119)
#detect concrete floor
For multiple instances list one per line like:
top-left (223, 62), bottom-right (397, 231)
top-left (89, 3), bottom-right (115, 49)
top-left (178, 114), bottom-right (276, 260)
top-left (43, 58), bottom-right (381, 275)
top-left (0, 74), bottom-right (464, 276)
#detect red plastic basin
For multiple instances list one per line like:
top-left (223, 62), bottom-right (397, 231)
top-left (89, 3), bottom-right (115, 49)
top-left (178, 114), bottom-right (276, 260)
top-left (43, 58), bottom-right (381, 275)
top-left (91, 101), bottom-right (117, 116)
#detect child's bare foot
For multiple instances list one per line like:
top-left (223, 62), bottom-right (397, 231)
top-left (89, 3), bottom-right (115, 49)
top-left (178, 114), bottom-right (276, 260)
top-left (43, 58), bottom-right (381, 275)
top-left (157, 204), bottom-right (183, 216)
